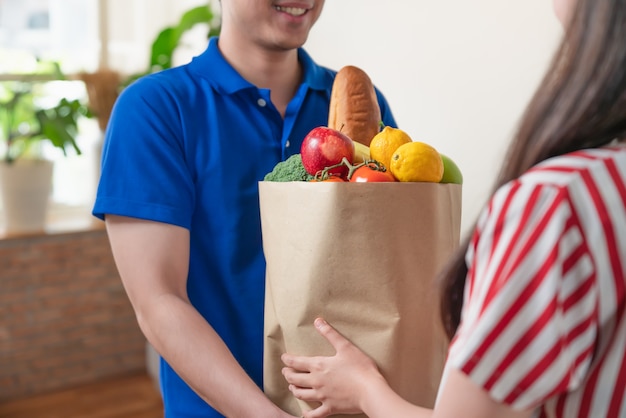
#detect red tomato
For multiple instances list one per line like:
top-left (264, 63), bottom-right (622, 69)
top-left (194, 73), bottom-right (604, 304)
top-left (321, 176), bottom-right (346, 182)
top-left (308, 175), bottom-right (346, 182)
top-left (349, 166), bottom-right (396, 182)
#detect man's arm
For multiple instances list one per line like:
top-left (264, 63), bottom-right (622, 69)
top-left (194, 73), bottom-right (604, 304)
top-left (105, 215), bottom-right (294, 418)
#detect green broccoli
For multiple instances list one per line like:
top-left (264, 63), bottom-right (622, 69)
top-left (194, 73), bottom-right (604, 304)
top-left (264, 153), bottom-right (314, 182)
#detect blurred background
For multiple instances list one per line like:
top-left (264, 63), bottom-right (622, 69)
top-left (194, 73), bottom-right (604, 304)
top-left (0, 0), bottom-right (562, 415)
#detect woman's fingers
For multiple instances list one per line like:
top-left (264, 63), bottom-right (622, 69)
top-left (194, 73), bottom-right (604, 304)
top-left (281, 352), bottom-right (315, 372)
top-left (302, 405), bottom-right (331, 418)
top-left (279, 318), bottom-right (382, 417)
top-left (286, 389), bottom-right (331, 418)
top-left (281, 318), bottom-right (352, 372)
top-left (285, 385), bottom-right (331, 418)
top-left (313, 318), bottom-right (350, 351)
top-left (287, 383), bottom-right (321, 402)
top-left (282, 366), bottom-right (315, 389)
top-left (302, 403), bottom-right (332, 418)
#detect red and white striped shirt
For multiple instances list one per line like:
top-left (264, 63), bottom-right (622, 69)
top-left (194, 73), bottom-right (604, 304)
top-left (445, 144), bottom-right (626, 417)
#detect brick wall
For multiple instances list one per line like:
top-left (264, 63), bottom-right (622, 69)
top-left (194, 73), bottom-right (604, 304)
top-left (0, 228), bottom-right (148, 400)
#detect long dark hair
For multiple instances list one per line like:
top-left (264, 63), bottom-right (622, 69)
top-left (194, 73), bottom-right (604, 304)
top-left (440, 0), bottom-right (626, 340)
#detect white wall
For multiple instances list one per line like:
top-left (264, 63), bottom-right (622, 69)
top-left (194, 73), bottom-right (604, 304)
top-left (304, 0), bottom-right (563, 235)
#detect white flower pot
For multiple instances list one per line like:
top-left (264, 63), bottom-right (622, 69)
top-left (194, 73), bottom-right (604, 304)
top-left (0, 159), bottom-right (54, 234)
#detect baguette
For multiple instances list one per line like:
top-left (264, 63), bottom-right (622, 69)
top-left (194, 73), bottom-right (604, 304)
top-left (328, 65), bottom-right (382, 146)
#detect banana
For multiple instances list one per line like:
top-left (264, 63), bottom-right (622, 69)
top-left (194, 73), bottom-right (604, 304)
top-left (353, 141), bottom-right (371, 164)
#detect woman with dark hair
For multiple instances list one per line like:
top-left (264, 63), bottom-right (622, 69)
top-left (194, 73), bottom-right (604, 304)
top-left (281, 0), bottom-right (626, 416)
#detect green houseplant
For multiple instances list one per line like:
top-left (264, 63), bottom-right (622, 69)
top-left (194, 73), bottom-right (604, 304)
top-left (1, 84), bottom-right (90, 163)
top-left (0, 4), bottom-right (218, 235)
top-left (0, 61), bottom-right (92, 234)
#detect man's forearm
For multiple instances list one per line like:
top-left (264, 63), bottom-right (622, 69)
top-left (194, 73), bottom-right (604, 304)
top-left (137, 293), bottom-right (287, 418)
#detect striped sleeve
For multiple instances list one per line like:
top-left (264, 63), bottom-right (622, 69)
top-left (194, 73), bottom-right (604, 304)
top-left (447, 180), bottom-right (599, 410)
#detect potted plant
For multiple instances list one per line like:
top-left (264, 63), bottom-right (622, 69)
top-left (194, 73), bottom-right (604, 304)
top-left (0, 63), bottom-right (92, 234)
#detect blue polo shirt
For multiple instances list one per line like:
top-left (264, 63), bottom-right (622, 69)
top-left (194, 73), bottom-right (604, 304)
top-left (93, 37), bottom-right (396, 417)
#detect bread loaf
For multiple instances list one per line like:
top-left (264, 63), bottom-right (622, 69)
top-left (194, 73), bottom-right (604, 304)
top-left (328, 65), bottom-right (382, 146)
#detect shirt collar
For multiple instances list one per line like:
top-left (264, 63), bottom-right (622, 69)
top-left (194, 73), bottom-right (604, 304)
top-left (190, 37), bottom-right (329, 94)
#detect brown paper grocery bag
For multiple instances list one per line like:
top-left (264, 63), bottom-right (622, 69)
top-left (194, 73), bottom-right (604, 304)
top-left (260, 181), bottom-right (461, 417)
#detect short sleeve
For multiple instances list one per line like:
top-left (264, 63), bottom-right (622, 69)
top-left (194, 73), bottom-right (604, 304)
top-left (92, 75), bottom-right (195, 228)
top-left (447, 180), bottom-right (599, 410)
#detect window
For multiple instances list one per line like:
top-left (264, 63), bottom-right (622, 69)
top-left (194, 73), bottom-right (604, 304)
top-left (0, 0), bottom-right (101, 230)
top-left (0, 0), bottom-right (100, 73)
top-left (0, 0), bottom-right (217, 231)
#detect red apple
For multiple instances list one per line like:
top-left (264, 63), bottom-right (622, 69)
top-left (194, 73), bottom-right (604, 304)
top-left (300, 126), bottom-right (355, 177)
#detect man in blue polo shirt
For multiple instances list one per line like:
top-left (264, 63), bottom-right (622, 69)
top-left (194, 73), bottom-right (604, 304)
top-left (93, 0), bottom-right (396, 416)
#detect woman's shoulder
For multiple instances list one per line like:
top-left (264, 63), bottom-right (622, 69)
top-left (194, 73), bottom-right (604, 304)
top-left (520, 144), bottom-right (626, 189)
top-left (481, 145), bottom-right (626, 231)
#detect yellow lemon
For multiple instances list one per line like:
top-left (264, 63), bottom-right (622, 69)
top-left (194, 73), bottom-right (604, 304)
top-left (389, 142), bottom-right (444, 182)
top-left (369, 126), bottom-right (412, 169)
top-left (440, 154), bottom-right (463, 184)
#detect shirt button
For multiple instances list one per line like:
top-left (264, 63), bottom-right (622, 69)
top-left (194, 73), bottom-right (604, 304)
top-left (257, 98), bottom-right (267, 107)
top-left (285, 140), bottom-right (291, 148)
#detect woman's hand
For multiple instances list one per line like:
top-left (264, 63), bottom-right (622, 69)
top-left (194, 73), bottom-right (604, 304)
top-left (281, 318), bottom-right (388, 418)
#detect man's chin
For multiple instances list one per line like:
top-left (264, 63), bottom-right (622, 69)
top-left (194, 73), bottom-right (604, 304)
top-left (270, 34), bottom-right (309, 51)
